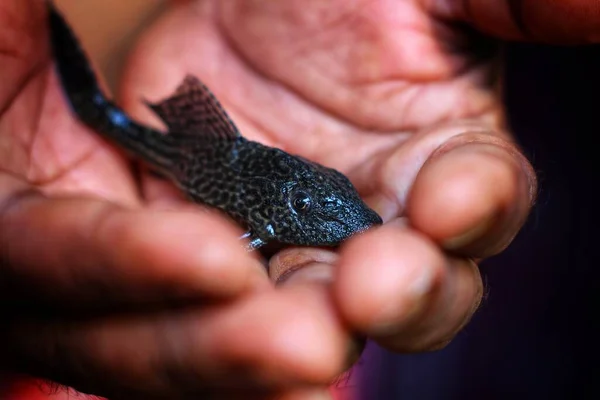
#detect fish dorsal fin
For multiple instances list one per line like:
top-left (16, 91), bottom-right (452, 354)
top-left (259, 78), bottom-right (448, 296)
top-left (145, 75), bottom-right (241, 140)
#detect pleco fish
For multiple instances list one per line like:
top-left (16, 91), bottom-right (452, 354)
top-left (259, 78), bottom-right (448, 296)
top-left (47, 2), bottom-right (382, 252)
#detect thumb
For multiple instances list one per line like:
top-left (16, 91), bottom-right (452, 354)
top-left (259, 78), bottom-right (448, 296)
top-left (430, 0), bottom-right (600, 44)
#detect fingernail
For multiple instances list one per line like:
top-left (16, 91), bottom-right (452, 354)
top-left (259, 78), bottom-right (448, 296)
top-left (269, 248), bottom-right (338, 285)
top-left (306, 390), bottom-right (333, 400)
top-left (369, 264), bottom-right (437, 335)
top-left (442, 213), bottom-right (497, 250)
top-left (278, 263), bottom-right (335, 287)
top-left (408, 263), bottom-right (438, 297)
top-left (281, 388), bottom-right (333, 400)
top-left (311, 390), bottom-right (333, 400)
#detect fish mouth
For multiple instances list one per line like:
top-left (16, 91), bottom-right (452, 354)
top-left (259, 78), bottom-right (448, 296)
top-left (328, 212), bottom-right (381, 245)
top-left (354, 208), bottom-right (383, 233)
top-left (349, 222), bottom-right (379, 238)
top-left (259, 208), bottom-right (383, 258)
top-left (322, 207), bottom-right (383, 242)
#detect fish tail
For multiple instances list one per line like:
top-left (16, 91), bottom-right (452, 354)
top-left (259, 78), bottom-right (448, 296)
top-left (47, 1), bottom-right (179, 170)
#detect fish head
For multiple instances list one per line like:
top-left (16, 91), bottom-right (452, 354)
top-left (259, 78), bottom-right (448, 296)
top-left (256, 154), bottom-right (383, 247)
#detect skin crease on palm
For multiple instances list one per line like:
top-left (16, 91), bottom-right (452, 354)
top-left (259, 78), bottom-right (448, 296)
top-left (2, 0), bottom-right (599, 398)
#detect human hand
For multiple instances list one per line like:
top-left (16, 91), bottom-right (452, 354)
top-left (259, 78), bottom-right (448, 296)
top-left (1, 2), bottom-right (359, 399)
top-left (2, 1), bottom-right (599, 400)
top-left (120, 0), bottom-right (535, 360)
top-left (116, 0), bottom-right (598, 396)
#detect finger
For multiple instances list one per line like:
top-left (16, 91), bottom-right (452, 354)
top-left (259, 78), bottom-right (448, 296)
top-left (333, 224), bottom-right (483, 352)
top-left (275, 388), bottom-right (333, 400)
top-left (429, 0), bottom-right (600, 44)
top-left (269, 248), bottom-right (367, 369)
top-left (407, 132), bottom-right (536, 258)
top-left (372, 122), bottom-right (536, 259)
top-left (268, 247), bottom-right (339, 285)
top-left (123, 388), bottom-right (333, 400)
top-left (2, 285), bottom-right (349, 399)
top-left (0, 175), bottom-right (268, 313)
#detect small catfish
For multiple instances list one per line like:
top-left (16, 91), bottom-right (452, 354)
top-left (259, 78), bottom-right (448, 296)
top-left (47, 3), bottom-right (382, 252)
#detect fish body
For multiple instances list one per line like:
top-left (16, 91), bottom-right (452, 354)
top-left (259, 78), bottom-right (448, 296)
top-left (47, 3), bottom-right (382, 251)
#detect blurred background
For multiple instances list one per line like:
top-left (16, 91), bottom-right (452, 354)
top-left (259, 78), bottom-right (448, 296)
top-left (5, 1), bottom-right (599, 399)
top-left (53, 0), bottom-right (165, 91)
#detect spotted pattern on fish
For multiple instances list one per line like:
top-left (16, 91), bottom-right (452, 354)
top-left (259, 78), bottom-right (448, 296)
top-left (47, 2), bottom-right (382, 251)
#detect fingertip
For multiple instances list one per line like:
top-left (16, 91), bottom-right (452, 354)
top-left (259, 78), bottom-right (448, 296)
top-left (214, 285), bottom-right (350, 385)
top-left (407, 142), bottom-right (532, 257)
top-left (275, 388), bottom-right (333, 400)
top-left (334, 226), bottom-right (446, 336)
top-left (266, 285), bottom-right (350, 383)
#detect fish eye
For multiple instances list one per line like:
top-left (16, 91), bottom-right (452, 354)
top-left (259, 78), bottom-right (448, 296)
top-left (291, 191), bottom-right (312, 213)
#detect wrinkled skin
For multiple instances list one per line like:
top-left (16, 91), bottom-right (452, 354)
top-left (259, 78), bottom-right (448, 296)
top-left (1, 0), bottom-right (598, 399)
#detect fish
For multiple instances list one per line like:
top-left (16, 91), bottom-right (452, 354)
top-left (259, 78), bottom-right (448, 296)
top-left (46, 2), bottom-right (382, 252)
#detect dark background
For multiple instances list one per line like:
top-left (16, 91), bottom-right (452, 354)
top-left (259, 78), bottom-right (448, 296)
top-left (360, 43), bottom-right (599, 399)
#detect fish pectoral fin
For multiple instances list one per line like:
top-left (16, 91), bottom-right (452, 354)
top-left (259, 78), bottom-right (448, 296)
top-left (240, 231), bottom-right (267, 252)
top-left (143, 75), bottom-right (241, 140)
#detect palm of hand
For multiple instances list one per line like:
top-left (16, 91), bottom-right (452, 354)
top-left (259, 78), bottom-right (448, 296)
top-left (3, 0), bottom-right (500, 234)
top-left (118, 0), bottom-right (503, 225)
top-left (0, 3), bottom-right (138, 206)
top-left (0, 1), bottom-right (539, 398)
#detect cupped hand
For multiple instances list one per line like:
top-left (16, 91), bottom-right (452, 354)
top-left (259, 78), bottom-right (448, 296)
top-left (2, 0), bottom-right (599, 399)
top-left (119, 0), bottom-right (542, 362)
top-left (120, 0), bottom-right (600, 391)
top-left (1, 2), bottom-right (355, 399)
